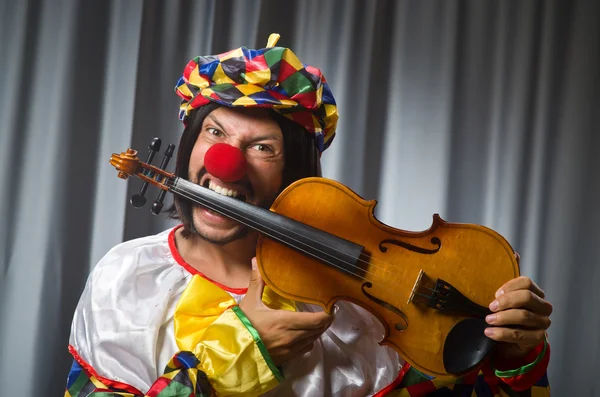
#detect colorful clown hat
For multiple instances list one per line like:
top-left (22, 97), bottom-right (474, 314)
top-left (175, 34), bottom-right (338, 153)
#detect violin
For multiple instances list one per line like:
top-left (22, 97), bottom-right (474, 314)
top-left (110, 139), bottom-right (520, 379)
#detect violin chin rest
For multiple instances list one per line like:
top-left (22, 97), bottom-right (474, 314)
top-left (443, 318), bottom-right (496, 375)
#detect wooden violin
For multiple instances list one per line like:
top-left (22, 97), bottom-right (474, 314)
top-left (110, 140), bottom-right (519, 379)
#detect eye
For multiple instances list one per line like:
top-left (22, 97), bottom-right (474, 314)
top-left (206, 127), bottom-right (223, 137)
top-left (251, 144), bottom-right (273, 153)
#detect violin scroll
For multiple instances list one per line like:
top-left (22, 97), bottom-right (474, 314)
top-left (110, 149), bottom-right (142, 179)
top-left (110, 139), bottom-right (177, 199)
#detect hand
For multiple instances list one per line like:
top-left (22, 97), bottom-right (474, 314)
top-left (484, 276), bottom-right (552, 358)
top-left (238, 258), bottom-right (334, 366)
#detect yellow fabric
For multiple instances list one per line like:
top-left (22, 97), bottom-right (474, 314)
top-left (531, 386), bottom-right (552, 397)
top-left (266, 33), bottom-right (280, 48)
top-left (220, 47), bottom-right (244, 61)
top-left (212, 63), bottom-right (236, 85)
top-left (173, 274), bottom-right (296, 396)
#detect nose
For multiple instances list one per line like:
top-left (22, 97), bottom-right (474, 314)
top-left (204, 143), bottom-right (248, 182)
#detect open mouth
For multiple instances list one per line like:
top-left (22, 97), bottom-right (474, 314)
top-left (203, 179), bottom-right (248, 202)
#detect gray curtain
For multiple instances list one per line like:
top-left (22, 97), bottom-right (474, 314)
top-left (1, 0), bottom-right (598, 396)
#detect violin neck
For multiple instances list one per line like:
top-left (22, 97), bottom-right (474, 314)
top-left (171, 178), bottom-right (364, 273)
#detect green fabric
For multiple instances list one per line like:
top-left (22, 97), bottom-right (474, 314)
top-left (397, 366), bottom-right (433, 388)
top-left (154, 379), bottom-right (193, 397)
top-left (264, 47), bottom-right (285, 67)
top-left (67, 370), bottom-right (90, 397)
top-left (231, 305), bottom-right (284, 382)
top-left (493, 337), bottom-right (548, 378)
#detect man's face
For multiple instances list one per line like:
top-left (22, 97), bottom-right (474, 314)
top-left (188, 106), bottom-right (285, 245)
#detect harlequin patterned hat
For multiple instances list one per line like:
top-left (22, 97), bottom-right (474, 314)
top-left (175, 34), bottom-right (338, 153)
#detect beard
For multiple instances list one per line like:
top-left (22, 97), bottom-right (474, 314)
top-left (184, 167), bottom-right (263, 245)
top-left (190, 206), bottom-right (253, 245)
top-left (184, 167), bottom-right (276, 246)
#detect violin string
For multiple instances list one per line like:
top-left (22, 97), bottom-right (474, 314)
top-left (169, 180), bottom-right (422, 286)
top-left (168, 179), bottom-right (418, 291)
top-left (168, 187), bottom-right (394, 289)
top-left (169, 180), bottom-right (404, 279)
top-left (413, 292), bottom-right (441, 302)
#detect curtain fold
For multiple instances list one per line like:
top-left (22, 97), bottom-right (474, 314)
top-left (0, 1), bottom-right (597, 396)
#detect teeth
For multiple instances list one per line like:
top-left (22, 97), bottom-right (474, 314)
top-left (207, 180), bottom-right (240, 198)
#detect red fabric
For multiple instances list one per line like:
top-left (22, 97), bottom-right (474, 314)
top-left (183, 61), bottom-right (197, 83)
top-left (277, 59), bottom-right (300, 83)
top-left (305, 65), bottom-right (323, 79)
top-left (293, 91), bottom-right (319, 109)
top-left (146, 377), bottom-right (172, 397)
top-left (373, 363), bottom-right (411, 396)
top-left (245, 54), bottom-right (268, 73)
top-left (495, 341), bottom-right (550, 391)
top-left (190, 94), bottom-right (211, 108)
top-left (405, 379), bottom-right (437, 396)
top-left (68, 345), bottom-right (143, 395)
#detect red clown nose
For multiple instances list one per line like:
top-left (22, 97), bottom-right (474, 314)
top-left (204, 143), bottom-right (248, 182)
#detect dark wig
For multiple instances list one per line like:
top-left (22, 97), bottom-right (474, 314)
top-left (169, 103), bottom-right (321, 237)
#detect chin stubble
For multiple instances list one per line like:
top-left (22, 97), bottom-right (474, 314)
top-left (190, 207), bottom-right (251, 245)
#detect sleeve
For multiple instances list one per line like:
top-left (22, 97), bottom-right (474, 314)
top-left (384, 339), bottom-right (551, 396)
top-left (65, 305), bottom-right (281, 397)
top-left (187, 305), bottom-right (283, 396)
top-left (64, 352), bottom-right (214, 397)
top-left (487, 337), bottom-right (551, 394)
top-left (464, 337), bottom-right (551, 396)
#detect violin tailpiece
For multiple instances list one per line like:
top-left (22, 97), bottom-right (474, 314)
top-left (409, 271), bottom-right (491, 319)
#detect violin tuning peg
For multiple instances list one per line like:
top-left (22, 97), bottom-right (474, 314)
top-left (150, 144), bottom-right (176, 215)
top-left (164, 143), bottom-right (175, 158)
top-left (154, 144), bottom-right (176, 182)
top-left (148, 137), bottom-right (162, 153)
top-left (130, 137), bottom-right (162, 208)
top-left (143, 138), bottom-right (162, 174)
top-left (130, 193), bottom-right (147, 208)
top-left (151, 191), bottom-right (167, 215)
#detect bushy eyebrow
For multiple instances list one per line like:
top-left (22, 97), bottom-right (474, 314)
top-left (206, 114), bottom-right (226, 132)
top-left (206, 113), bottom-right (282, 143)
top-left (247, 134), bottom-right (282, 143)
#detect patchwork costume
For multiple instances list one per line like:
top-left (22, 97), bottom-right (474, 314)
top-left (65, 35), bottom-right (551, 397)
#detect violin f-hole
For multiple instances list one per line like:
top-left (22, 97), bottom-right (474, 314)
top-left (361, 282), bottom-right (408, 331)
top-left (379, 237), bottom-right (441, 255)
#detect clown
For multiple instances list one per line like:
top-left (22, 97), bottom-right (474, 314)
top-left (65, 35), bottom-right (552, 397)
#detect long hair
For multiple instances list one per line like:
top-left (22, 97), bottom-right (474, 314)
top-left (169, 103), bottom-right (321, 237)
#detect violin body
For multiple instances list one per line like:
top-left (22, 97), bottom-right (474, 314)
top-left (257, 177), bottom-right (520, 378)
top-left (110, 146), bottom-right (520, 378)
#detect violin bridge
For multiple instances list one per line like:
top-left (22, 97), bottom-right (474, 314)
top-left (408, 269), bottom-right (425, 304)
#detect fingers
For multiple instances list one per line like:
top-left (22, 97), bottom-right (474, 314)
top-left (486, 308), bottom-right (551, 330)
top-left (496, 276), bottom-right (545, 299)
top-left (296, 341), bottom-right (316, 356)
top-left (272, 337), bottom-right (319, 365)
top-left (291, 334), bottom-right (320, 355)
top-left (484, 326), bottom-right (546, 346)
top-left (283, 309), bottom-right (334, 331)
top-left (489, 289), bottom-right (553, 317)
top-left (486, 276), bottom-right (552, 349)
top-left (246, 257), bottom-right (266, 306)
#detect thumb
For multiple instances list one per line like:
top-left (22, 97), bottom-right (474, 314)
top-left (246, 257), bottom-right (266, 305)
